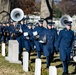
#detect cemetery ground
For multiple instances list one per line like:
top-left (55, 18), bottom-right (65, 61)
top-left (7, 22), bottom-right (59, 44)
top-left (0, 45), bottom-right (76, 75)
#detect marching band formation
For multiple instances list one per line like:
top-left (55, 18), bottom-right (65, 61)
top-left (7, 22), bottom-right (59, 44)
top-left (0, 18), bottom-right (75, 75)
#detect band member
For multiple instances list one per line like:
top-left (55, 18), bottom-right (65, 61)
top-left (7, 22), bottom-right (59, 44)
top-left (15, 20), bottom-right (23, 61)
top-left (2, 22), bottom-right (10, 43)
top-left (20, 18), bottom-right (28, 49)
top-left (0, 22), bottom-right (2, 42)
top-left (55, 21), bottom-right (74, 75)
top-left (52, 22), bottom-right (57, 34)
top-left (35, 22), bottom-right (39, 27)
top-left (5, 22), bottom-right (10, 42)
top-left (23, 22), bottom-right (34, 59)
top-left (51, 22), bottom-right (58, 55)
top-left (33, 20), bottom-right (45, 58)
top-left (9, 21), bottom-right (16, 40)
top-left (1, 22), bottom-right (6, 42)
top-left (42, 22), bottom-right (58, 68)
top-left (11, 21), bottom-right (17, 40)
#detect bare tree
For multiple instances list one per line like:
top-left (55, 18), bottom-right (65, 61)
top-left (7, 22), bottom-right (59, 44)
top-left (58, 0), bottom-right (76, 16)
top-left (10, 0), bottom-right (38, 15)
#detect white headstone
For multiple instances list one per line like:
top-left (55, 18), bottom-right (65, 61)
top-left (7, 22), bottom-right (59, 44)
top-left (73, 56), bottom-right (76, 62)
top-left (49, 66), bottom-right (57, 75)
top-left (5, 40), bottom-right (21, 64)
top-left (2, 43), bottom-right (5, 56)
top-left (34, 58), bottom-right (41, 75)
top-left (23, 52), bottom-right (29, 72)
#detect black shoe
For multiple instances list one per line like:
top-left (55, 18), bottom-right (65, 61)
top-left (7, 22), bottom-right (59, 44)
top-left (19, 54), bottom-right (22, 61)
top-left (62, 72), bottom-right (67, 75)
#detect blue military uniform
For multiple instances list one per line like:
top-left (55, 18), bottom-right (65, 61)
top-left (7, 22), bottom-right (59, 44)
top-left (15, 20), bottom-right (28, 61)
top-left (21, 23), bottom-right (28, 48)
top-left (9, 22), bottom-right (15, 40)
top-left (42, 22), bottom-right (58, 68)
top-left (23, 23), bottom-right (34, 59)
top-left (55, 21), bottom-right (74, 75)
top-left (5, 23), bottom-right (10, 43)
top-left (52, 23), bottom-right (58, 57)
top-left (2, 23), bottom-right (10, 43)
top-left (0, 23), bottom-right (2, 42)
top-left (33, 20), bottom-right (45, 58)
top-left (15, 23), bottom-right (23, 61)
top-left (1, 23), bottom-right (5, 42)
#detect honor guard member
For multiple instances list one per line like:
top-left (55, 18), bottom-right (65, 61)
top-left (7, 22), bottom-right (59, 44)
top-left (55, 21), bottom-right (74, 75)
top-left (0, 23), bottom-right (2, 42)
top-left (19, 18), bottom-right (28, 31)
top-left (1, 22), bottom-right (6, 42)
top-left (5, 22), bottom-right (10, 42)
top-left (9, 21), bottom-right (16, 40)
top-left (42, 22), bottom-right (58, 68)
top-left (33, 20), bottom-right (45, 58)
top-left (51, 22), bottom-right (58, 55)
top-left (52, 22), bottom-right (57, 34)
top-left (15, 20), bottom-right (23, 61)
top-left (20, 18), bottom-right (28, 49)
top-left (23, 22), bottom-right (34, 59)
top-left (11, 21), bottom-right (17, 40)
top-left (35, 22), bottom-right (39, 27)
top-left (2, 22), bottom-right (9, 43)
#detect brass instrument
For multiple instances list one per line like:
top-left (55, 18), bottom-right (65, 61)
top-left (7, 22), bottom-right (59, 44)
top-left (60, 15), bottom-right (72, 26)
top-left (10, 8), bottom-right (24, 22)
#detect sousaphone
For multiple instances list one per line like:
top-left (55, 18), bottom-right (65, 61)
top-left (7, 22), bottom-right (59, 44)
top-left (60, 15), bottom-right (72, 26)
top-left (10, 8), bottom-right (24, 21)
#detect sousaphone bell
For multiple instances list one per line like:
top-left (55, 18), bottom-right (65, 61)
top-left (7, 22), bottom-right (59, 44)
top-left (10, 8), bottom-right (24, 21)
top-left (60, 15), bottom-right (72, 26)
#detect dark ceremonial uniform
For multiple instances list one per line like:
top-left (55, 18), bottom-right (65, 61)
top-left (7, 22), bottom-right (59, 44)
top-left (33, 20), bottom-right (45, 58)
top-left (15, 18), bottom-right (27, 61)
top-left (15, 23), bottom-right (23, 61)
top-left (0, 23), bottom-right (2, 42)
top-left (1, 23), bottom-right (5, 42)
top-left (9, 23), bottom-right (15, 40)
top-left (55, 21), bottom-right (74, 75)
top-left (23, 23), bottom-right (34, 59)
top-left (42, 22), bottom-right (58, 68)
top-left (5, 25), bottom-right (10, 43)
top-left (21, 23), bottom-right (28, 49)
top-left (52, 28), bottom-right (58, 57)
top-left (2, 24), bottom-right (10, 43)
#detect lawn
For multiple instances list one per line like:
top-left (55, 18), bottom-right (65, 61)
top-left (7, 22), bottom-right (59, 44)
top-left (0, 45), bottom-right (76, 75)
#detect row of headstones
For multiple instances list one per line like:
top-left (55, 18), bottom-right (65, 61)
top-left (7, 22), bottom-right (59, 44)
top-left (1, 40), bottom-right (57, 75)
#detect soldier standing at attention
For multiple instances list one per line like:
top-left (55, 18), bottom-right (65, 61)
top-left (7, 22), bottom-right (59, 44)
top-left (55, 21), bottom-right (74, 75)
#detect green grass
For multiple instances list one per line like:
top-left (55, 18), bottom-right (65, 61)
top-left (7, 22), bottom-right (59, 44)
top-left (0, 45), bottom-right (76, 75)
